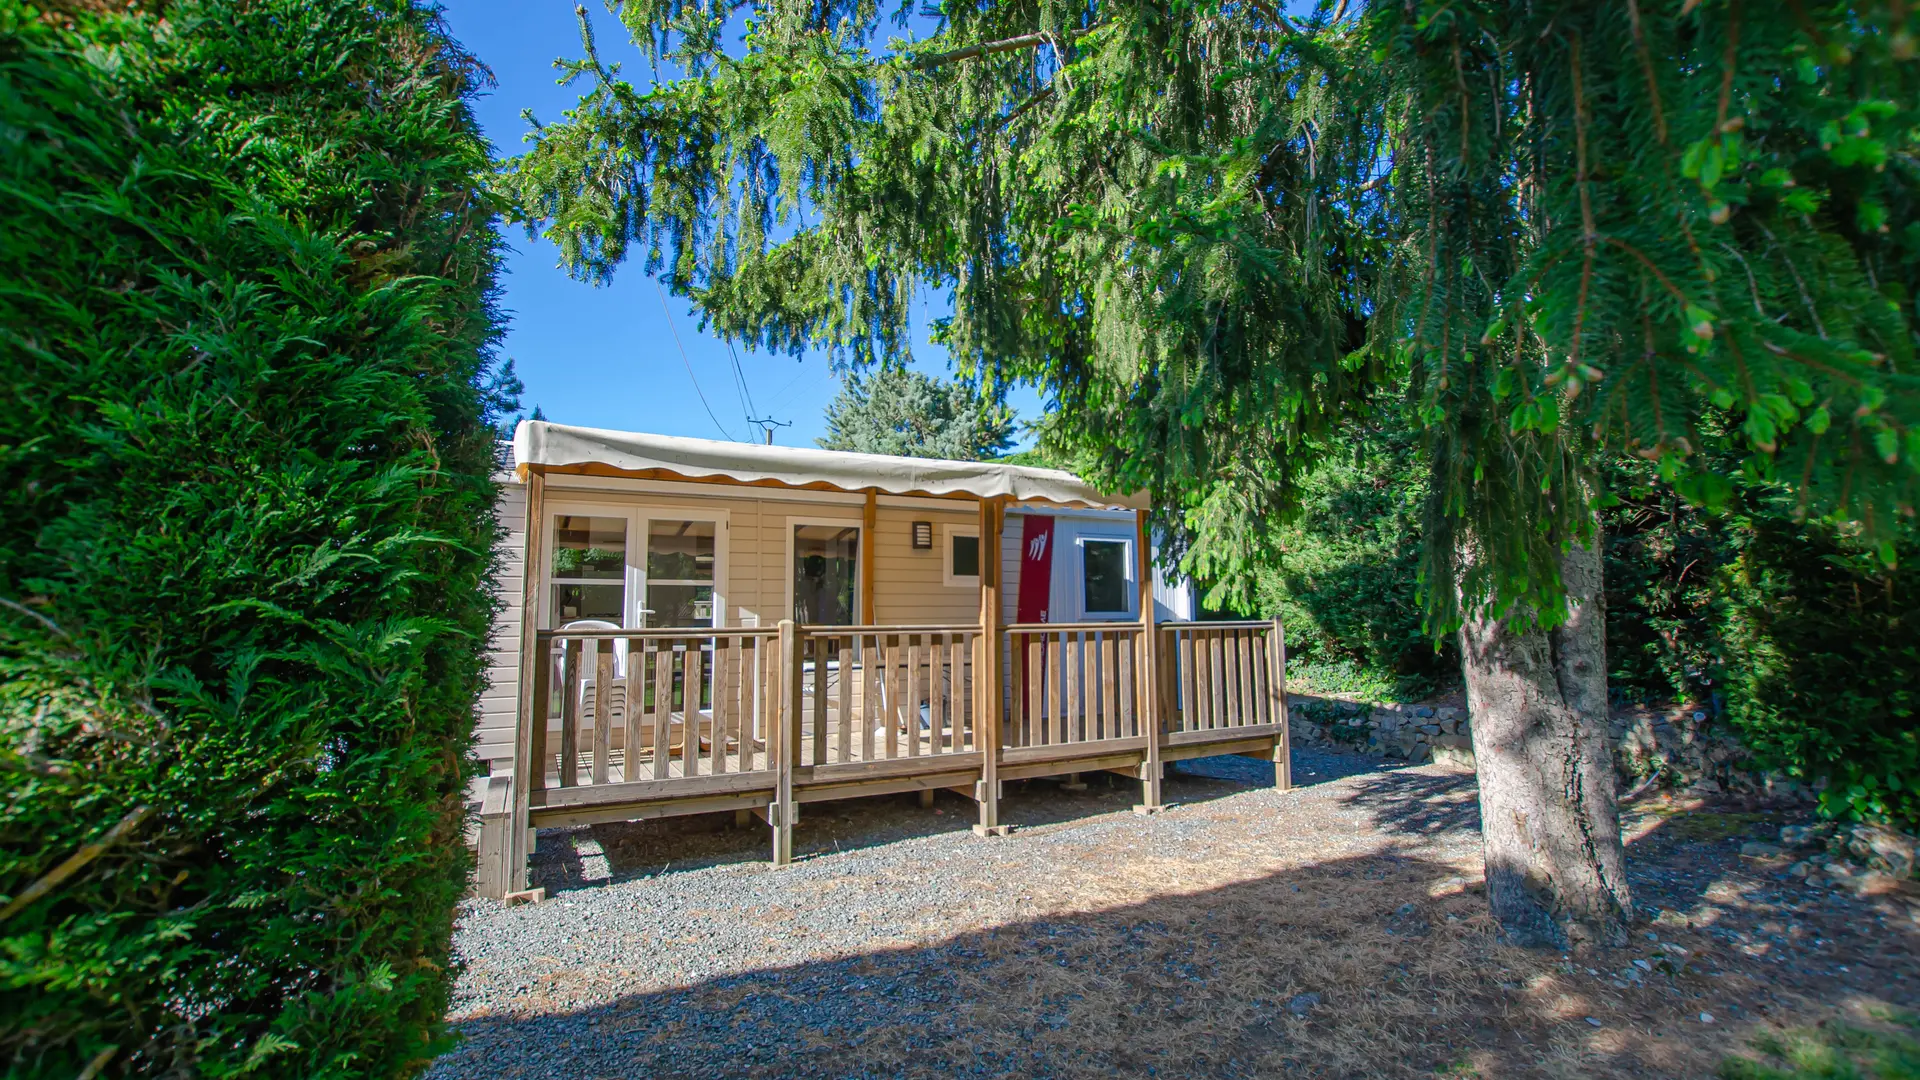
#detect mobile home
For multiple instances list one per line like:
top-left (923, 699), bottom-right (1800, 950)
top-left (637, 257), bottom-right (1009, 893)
top-left (477, 421), bottom-right (1288, 899)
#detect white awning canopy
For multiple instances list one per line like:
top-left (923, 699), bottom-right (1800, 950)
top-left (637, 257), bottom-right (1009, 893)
top-left (513, 421), bottom-right (1147, 510)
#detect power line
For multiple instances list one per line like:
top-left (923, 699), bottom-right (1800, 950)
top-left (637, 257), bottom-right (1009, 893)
top-left (723, 339), bottom-right (753, 429)
top-left (654, 282), bottom-right (738, 442)
top-left (726, 339), bottom-right (759, 425)
top-left (724, 334), bottom-right (793, 445)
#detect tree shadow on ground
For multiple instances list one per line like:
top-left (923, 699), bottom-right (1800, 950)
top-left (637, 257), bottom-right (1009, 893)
top-left (461, 764), bottom-right (1920, 1080)
top-left (449, 851), bottom-right (1525, 1080)
top-left (441, 841), bottom-right (1877, 1080)
top-left (1338, 764), bottom-right (1483, 837)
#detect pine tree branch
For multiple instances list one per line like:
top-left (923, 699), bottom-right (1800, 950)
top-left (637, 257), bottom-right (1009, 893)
top-left (1603, 237), bottom-right (1690, 306)
top-left (910, 27), bottom-right (1093, 70)
top-left (1000, 83), bottom-right (1056, 130)
top-left (1569, 35), bottom-right (1596, 373)
top-left (1623, 0), bottom-right (1670, 145)
top-left (1242, 0), bottom-right (1301, 34)
top-left (0, 806), bottom-right (153, 923)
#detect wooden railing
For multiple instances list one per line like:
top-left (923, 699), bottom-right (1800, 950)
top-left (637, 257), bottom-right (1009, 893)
top-left (1005, 623), bottom-right (1146, 748)
top-left (525, 620), bottom-right (1282, 790)
top-left (492, 616), bottom-right (1286, 894)
top-left (795, 626), bottom-right (980, 768)
top-left (1159, 620), bottom-right (1285, 737)
top-left (528, 627), bottom-right (783, 794)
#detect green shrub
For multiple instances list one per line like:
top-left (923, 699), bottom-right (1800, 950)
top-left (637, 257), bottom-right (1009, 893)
top-left (1599, 457), bottom-right (1728, 704)
top-left (1251, 428), bottom-right (1455, 701)
top-left (1718, 512), bottom-right (1919, 829)
top-left (1600, 446), bottom-right (1919, 828)
top-left (1246, 420), bottom-right (1916, 829)
top-left (0, 3), bottom-right (507, 1076)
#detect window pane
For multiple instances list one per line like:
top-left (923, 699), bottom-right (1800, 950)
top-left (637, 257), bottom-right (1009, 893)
top-left (552, 515), bottom-right (626, 580)
top-left (647, 519), bottom-right (715, 581)
top-left (647, 583), bottom-right (714, 627)
top-left (1082, 540), bottom-right (1129, 614)
top-left (552, 583), bottom-right (624, 624)
top-left (951, 534), bottom-right (980, 578)
top-left (794, 524), bottom-right (858, 624)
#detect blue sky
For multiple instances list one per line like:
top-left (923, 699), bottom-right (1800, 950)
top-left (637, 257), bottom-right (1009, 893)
top-left (438, 0), bottom-right (1047, 448)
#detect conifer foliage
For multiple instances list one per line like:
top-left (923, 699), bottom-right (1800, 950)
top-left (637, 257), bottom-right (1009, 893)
top-left (1, 3), bottom-right (507, 1075)
top-left (504, 0), bottom-right (1916, 627)
top-left (503, 0), bottom-right (1917, 943)
top-left (819, 367), bottom-right (1017, 459)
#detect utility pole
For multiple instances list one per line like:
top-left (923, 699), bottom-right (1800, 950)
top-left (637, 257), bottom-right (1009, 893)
top-left (748, 417), bottom-right (792, 445)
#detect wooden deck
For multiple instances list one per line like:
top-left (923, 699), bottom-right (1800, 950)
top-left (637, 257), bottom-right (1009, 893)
top-left (477, 617), bottom-right (1290, 897)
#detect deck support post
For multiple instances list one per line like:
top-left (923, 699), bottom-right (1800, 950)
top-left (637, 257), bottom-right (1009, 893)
top-left (973, 495), bottom-right (1009, 837)
top-left (1134, 507), bottom-right (1164, 813)
top-left (772, 618), bottom-right (800, 864)
top-left (1270, 616), bottom-right (1292, 791)
top-left (498, 469), bottom-right (547, 900)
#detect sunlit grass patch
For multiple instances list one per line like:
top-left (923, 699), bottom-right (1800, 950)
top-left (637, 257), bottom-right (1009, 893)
top-left (1720, 1010), bottom-right (1920, 1080)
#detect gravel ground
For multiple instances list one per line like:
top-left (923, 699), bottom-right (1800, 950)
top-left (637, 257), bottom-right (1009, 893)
top-left (430, 749), bottom-right (1919, 1079)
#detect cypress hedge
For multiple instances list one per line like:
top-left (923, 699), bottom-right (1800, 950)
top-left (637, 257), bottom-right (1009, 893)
top-left (1, 3), bottom-right (508, 1075)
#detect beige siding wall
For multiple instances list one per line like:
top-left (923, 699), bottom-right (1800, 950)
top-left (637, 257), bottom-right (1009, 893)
top-left (478, 477), bottom-right (527, 766)
top-left (871, 504), bottom-right (981, 624)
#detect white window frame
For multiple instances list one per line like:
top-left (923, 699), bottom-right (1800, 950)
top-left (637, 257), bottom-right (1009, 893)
top-left (637, 506), bottom-right (729, 629)
top-left (1074, 532), bottom-right (1136, 621)
top-left (940, 523), bottom-right (981, 588)
top-left (540, 500), bottom-right (730, 629)
top-left (541, 500), bottom-right (640, 630)
top-left (785, 515), bottom-right (864, 624)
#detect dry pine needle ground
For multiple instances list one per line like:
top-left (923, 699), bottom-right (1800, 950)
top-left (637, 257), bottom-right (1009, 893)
top-left (435, 751), bottom-right (1919, 1079)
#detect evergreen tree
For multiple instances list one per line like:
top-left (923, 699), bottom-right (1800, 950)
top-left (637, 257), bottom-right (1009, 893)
top-left (819, 366), bottom-right (1017, 460)
top-left (500, 1), bottom-right (1918, 948)
top-left (1, 2), bottom-right (505, 1071)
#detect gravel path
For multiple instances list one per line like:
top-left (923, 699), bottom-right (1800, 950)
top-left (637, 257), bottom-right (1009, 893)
top-left (430, 749), bottom-right (1917, 1079)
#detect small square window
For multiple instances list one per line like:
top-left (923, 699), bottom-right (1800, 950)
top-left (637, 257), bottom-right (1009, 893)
top-left (952, 534), bottom-right (979, 577)
top-left (942, 525), bottom-right (981, 587)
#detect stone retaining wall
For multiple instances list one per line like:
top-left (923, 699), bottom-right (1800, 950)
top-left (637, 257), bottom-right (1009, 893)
top-left (1286, 696), bottom-right (1476, 768)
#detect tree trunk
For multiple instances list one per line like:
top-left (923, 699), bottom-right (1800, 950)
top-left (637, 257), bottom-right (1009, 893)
top-left (1460, 536), bottom-right (1632, 950)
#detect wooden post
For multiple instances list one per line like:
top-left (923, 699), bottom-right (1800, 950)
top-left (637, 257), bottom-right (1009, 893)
top-left (973, 496), bottom-right (1009, 836)
top-left (1271, 615), bottom-right (1292, 791)
top-left (860, 489), bottom-right (877, 624)
top-left (771, 619), bottom-right (801, 864)
top-left (475, 774), bottom-right (513, 899)
top-left (1134, 506), bottom-right (1163, 812)
top-left (503, 470), bottom-right (546, 899)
